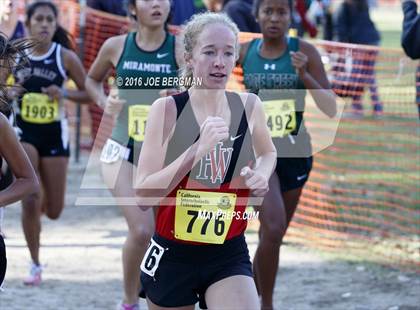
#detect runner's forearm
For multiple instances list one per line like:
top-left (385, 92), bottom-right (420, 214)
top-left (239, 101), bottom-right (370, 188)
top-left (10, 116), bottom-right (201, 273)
top-left (85, 76), bottom-right (107, 107)
top-left (300, 73), bottom-right (336, 118)
top-left (253, 152), bottom-right (277, 181)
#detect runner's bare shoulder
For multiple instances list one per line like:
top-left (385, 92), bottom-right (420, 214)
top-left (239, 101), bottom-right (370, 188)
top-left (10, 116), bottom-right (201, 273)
top-left (100, 34), bottom-right (129, 66)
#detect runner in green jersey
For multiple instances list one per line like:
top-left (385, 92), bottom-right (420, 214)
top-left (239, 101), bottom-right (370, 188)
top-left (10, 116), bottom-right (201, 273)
top-left (238, 0), bottom-right (336, 309)
top-left (85, 1), bottom-right (182, 309)
top-left (111, 31), bottom-right (179, 152)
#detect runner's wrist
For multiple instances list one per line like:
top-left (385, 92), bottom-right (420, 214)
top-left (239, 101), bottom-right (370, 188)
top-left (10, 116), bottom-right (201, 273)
top-left (196, 140), bottom-right (211, 158)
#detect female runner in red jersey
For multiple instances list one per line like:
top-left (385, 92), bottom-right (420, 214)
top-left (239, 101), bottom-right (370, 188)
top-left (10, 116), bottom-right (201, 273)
top-left (135, 12), bottom-right (277, 310)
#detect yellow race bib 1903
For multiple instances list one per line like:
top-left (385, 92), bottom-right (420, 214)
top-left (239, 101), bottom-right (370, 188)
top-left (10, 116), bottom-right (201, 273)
top-left (128, 105), bottom-right (150, 142)
top-left (263, 99), bottom-right (296, 138)
top-left (175, 190), bottom-right (237, 244)
top-left (21, 93), bottom-right (59, 124)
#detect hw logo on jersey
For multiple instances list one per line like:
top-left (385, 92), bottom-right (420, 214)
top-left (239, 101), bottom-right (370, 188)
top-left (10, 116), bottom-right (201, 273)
top-left (196, 142), bottom-right (233, 184)
top-left (264, 63), bottom-right (276, 70)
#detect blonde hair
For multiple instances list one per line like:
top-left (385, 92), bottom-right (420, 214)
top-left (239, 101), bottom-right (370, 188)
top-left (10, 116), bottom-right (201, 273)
top-left (180, 12), bottom-right (240, 89)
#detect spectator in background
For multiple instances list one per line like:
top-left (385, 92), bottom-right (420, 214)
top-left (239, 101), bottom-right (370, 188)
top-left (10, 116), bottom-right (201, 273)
top-left (170, 0), bottom-right (196, 25)
top-left (305, 0), bottom-right (333, 40)
top-left (203, 0), bottom-right (261, 33)
top-left (295, 0), bottom-right (318, 37)
top-left (334, 0), bottom-right (383, 117)
top-left (0, 0), bottom-right (25, 40)
top-left (87, 0), bottom-right (127, 16)
top-left (321, 0), bottom-right (334, 40)
top-left (401, 0), bottom-right (419, 117)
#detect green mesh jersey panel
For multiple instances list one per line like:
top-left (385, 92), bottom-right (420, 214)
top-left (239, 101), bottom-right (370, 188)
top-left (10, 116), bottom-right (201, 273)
top-left (111, 32), bottom-right (178, 145)
top-left (242, 37), bottom-right (307, 137)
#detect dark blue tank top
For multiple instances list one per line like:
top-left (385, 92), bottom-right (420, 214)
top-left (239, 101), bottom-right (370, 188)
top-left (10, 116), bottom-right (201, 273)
top-left (14, 42), bottom-right (66, 94)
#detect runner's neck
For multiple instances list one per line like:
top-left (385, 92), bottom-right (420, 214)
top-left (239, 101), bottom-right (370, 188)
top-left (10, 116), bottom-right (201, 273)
top-left (135, 27), bottom-right (166, 52)
top-left (189, 88), bottom-right (230, 126)
top-left (32, 41), bottom-right (54, 57)
top-left (260, 36), bottom-right (288, 59)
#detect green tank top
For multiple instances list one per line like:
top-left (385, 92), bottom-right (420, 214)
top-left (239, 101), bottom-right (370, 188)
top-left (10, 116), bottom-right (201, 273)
top-left (242, 37), bottom-right (311, 156)
top-left (111, 32), bottom-right (178, 145)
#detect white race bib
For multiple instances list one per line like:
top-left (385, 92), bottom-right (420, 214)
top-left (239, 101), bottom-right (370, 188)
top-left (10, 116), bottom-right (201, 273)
top-left (100, 139), bottom-right (130, 164)
top-left (140, 238), bottom-right (165, 277)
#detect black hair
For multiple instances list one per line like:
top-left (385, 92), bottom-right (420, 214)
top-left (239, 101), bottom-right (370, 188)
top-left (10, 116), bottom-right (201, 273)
top-left (26, 1), bottom-right (75, 50)
top-left (253, 0), bottom-right (294, 17)
top-left (128, 0), bottom-right (172, 29)
top-left (0, 33), bottom-right (35, 116)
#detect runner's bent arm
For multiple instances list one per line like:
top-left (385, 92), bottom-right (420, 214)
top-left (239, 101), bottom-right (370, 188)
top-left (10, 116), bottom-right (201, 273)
top-left (246, 94), bottom-right (277, 179)
top-left (85, 36), bottom-right (125, 108)
top-left (293, 40), bottom-right (337, 118)
top-left (0, 114), bottom-right (39, 207)
top-left (61, 48), bottom-right (91, 103)
top-left (135, 97), bottom-right (228, 209)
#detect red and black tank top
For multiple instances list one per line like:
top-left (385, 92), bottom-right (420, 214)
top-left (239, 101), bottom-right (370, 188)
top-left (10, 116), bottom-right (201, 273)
top-left (156, 90), bottom-right (256, 245)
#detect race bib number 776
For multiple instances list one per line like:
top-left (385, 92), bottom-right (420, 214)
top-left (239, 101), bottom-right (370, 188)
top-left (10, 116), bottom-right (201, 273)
top-left (175, 190), bottom-right (237, 244)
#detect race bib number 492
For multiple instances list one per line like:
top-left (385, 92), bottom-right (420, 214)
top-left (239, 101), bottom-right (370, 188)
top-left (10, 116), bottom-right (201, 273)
top-left (263, 99), bottom-right (296, 138)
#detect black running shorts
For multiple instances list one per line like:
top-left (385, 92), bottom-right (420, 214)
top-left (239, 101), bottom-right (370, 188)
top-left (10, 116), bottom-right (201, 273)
top-left (17, 116), bottom-right (70, 157)
top-left (140, 234), bottom-right (253, 309)
top-left (275, 156), bottom-right (313, 192)
top-left (0, 235), bottom-right (6, 288)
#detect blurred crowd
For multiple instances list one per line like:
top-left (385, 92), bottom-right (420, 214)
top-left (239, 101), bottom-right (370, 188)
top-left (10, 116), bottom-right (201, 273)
top-left (84, 0), bottom-right (384, 43)
top-left (0, 0), bottom-right (413, 46)
top-left (1, 0), bottom-right (419, 116)
top-left (0, 0), bottom-right (379, 44)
